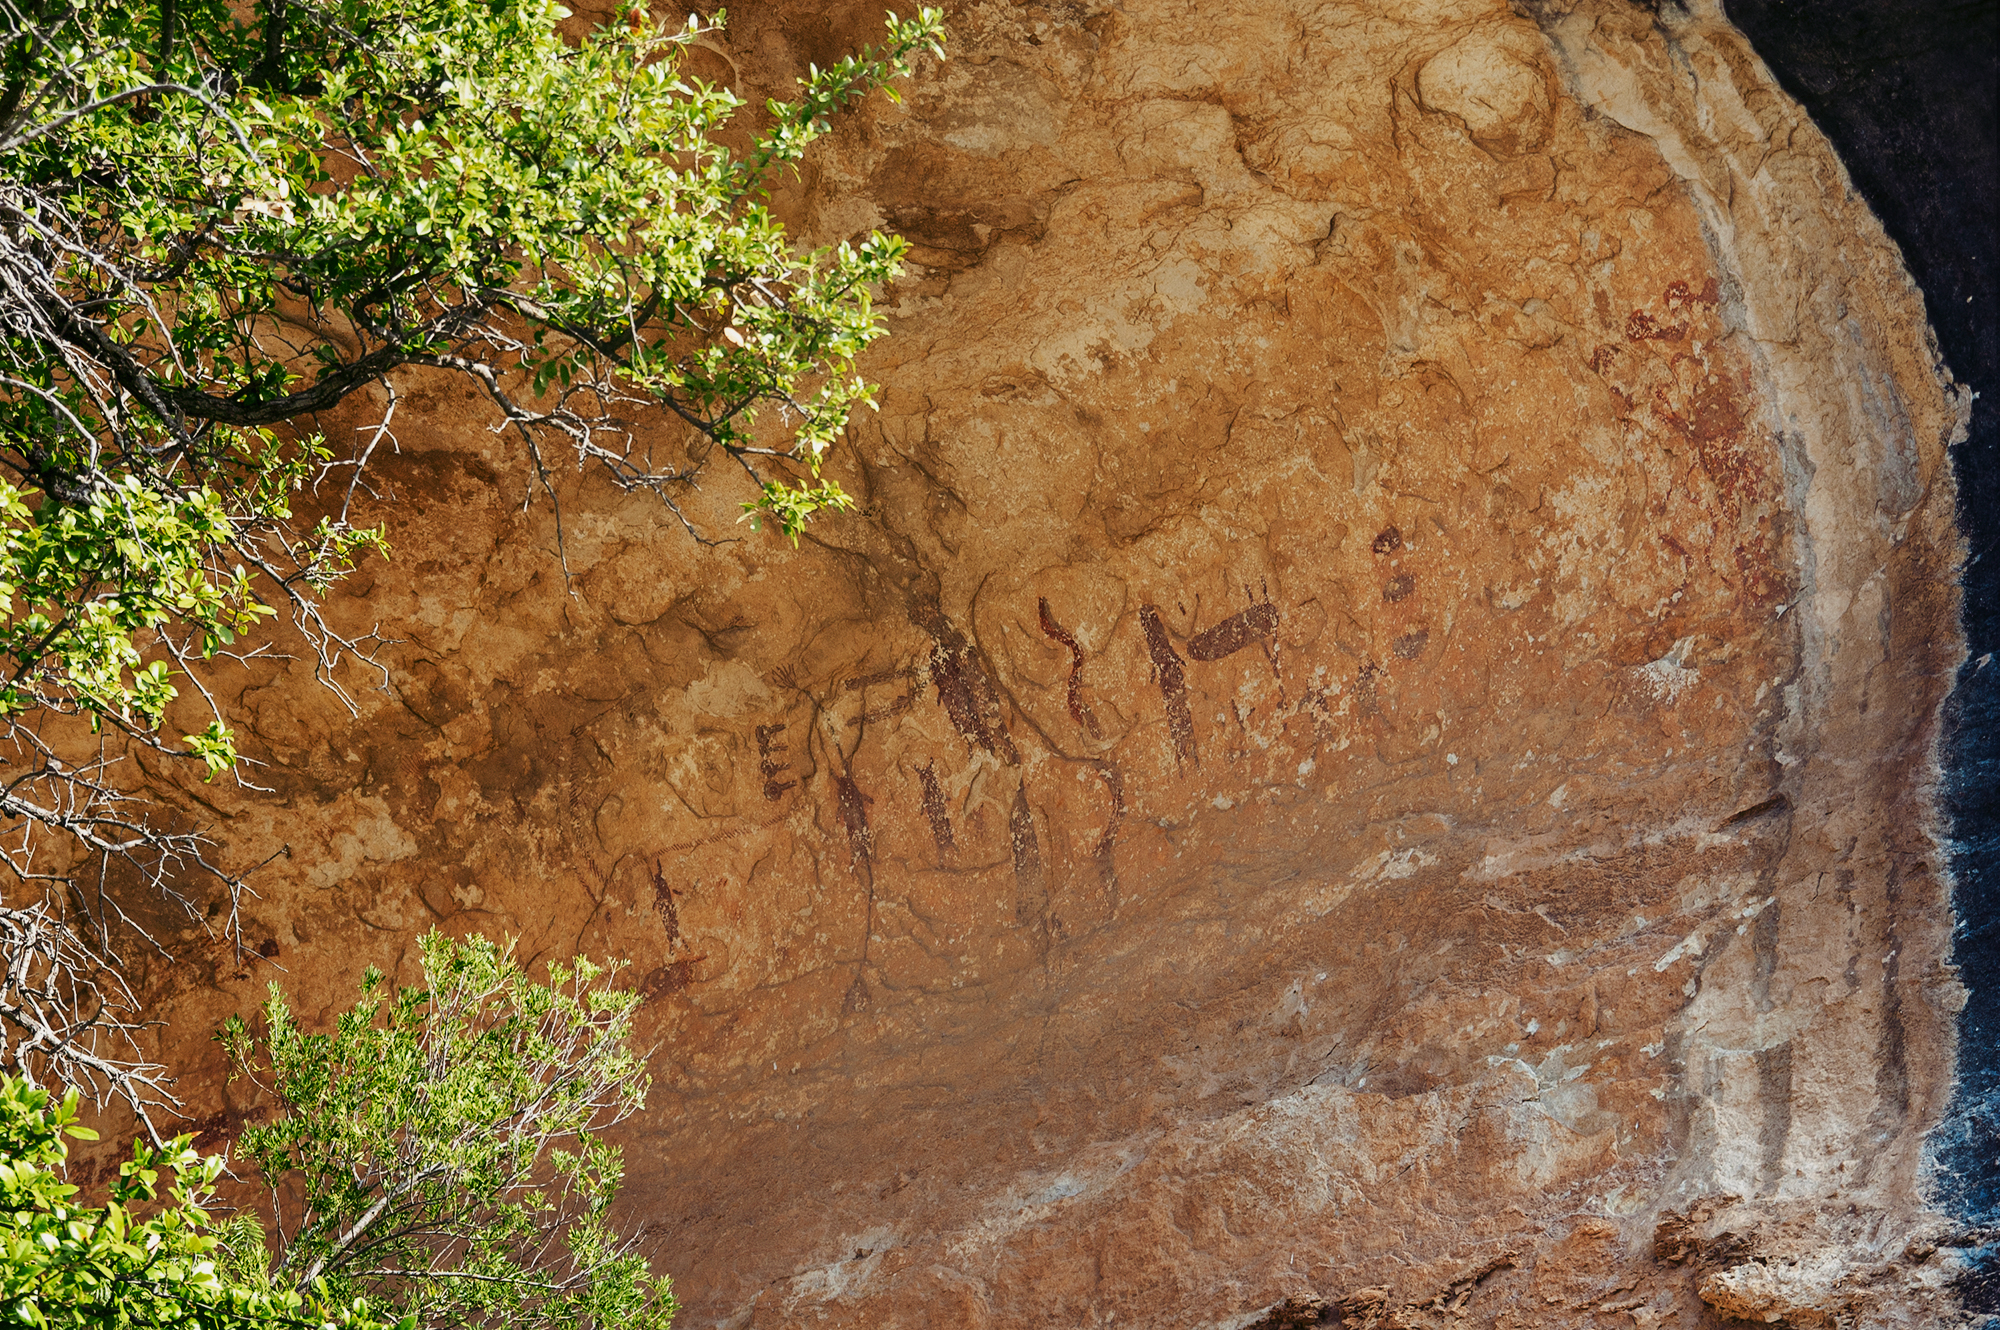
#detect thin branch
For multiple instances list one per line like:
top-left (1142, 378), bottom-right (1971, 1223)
top-left (0, 82), bottom-right (261, 157)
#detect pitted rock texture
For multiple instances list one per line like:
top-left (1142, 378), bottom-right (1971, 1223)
top-left (130, 0), bottom-right (1972, 1323)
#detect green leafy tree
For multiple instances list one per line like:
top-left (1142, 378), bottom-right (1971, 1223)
top-left (0, 1074), bottom-right (400, 1328)
top-left (0, 0), bottom-right (943, 1120)
top-left (218, 931), bottom-right (670, 1330)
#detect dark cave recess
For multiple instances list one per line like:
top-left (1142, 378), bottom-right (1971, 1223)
top-left (1721, 0), bottom-right (2000, 1296)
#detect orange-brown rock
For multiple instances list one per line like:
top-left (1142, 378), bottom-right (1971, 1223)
top-left (129, 0), bottom-right (1971, 1324)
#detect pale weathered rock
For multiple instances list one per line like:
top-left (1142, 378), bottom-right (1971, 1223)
top-left (1698, 1258), bottom-right (1837, 1325)
top-left (123, 0), bottom-right (1970, 1324)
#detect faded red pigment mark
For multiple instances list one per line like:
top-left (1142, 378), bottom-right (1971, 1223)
top-left (1371, 524), bottom-right (1403, 554)
top-left (639, 958), bottom-right (704, 1002)
top-left (186, 1104), bottom-right (263, 1153)
top-left (641, 863), bottom-right (707, 1001)
top-left (662, 823), bottom-right (759, 855)
top-left (848, 694), bottom-right (914, 726)
top-left (1187, 602), bottom-right (1279, 661)
top-left (1625, 279), bottom-right (1716, 345)
top-left (1094, 763), bottom-right (1125, 855)
top-left (1092, 761), bottom-right (1125, 895)
top-left (1009, 782), bottom-right (1043, 919)
top-left (1009, 782), bottom-right (1054, 948)
top-left (1626, 309), bottom-right (1688, 342)
top-left (1139, 605), bottom-right (1197, 767)
top-left (1655, 369), bottom-right (1760, 502)
top-left (755, 722), bottom-right (795, 800)
top-left (1658, 354), bottom-right (1783, 606)
top-left (1355, 660), bottom-right (1383, 717)
top-left (834, 772), bottom-right (875, 881)
top-left (1038, 597), bottom-right (1103, 738)
top-left (845, 666), bottom-right (919, 727)
top-left (917, 759), bottom-right (955, 861)
top-left (837, 758), bottom-right (881, 1013)
top-left (914, 603), bottom-right (1021, 763)
top-left (651, 859), bottom-right (683, 946)
top-left (1664, 277), bottom-right (1720, 312)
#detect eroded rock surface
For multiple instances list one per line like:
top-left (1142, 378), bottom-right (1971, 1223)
top-left (134, 0), bottom-right (1971, 1323)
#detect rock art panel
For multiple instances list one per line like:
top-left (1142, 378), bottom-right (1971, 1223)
top-left (131, 0), bottom-right (1972, 1324)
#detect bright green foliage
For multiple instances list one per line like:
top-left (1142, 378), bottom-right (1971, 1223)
top-left (0, 0), bottom-right (941, 773)
top-left (1, 931), bottom-right (668, 1330)
top-left (0, 443), bottom-right (373, 772)
top-left (219, 931), bottom-right (670, 1330)
top-left (0, 1076), bottom-right (399, 1329)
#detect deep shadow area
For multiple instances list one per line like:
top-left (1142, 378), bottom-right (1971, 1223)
top-left (1724, 0), bottom-right (2000, 1289)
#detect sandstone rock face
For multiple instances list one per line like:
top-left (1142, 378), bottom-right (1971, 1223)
top-left (138, 0), bottom-right (1971, 1323)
